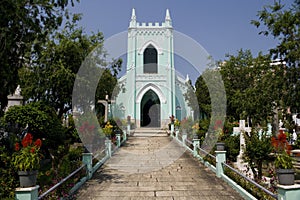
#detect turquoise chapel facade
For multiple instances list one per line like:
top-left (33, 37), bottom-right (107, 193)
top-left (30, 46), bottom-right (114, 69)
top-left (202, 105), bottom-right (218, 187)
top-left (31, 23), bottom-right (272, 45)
top-left (112, 9), bottom-right (193, 128)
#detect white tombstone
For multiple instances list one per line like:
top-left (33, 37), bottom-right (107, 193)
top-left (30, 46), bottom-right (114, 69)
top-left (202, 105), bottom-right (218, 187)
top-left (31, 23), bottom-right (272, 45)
top-left (233, 120), bottom-right (253, 178)
top-left (279, 119), bottom-right (283, 129)
top-left (267, 123), bottom-right (272, 136)
top-left (235, 120), bottom-right (251, 157)
top-left (5, 85), bottom-right (23, 112)
top-left (293, 129), bottom-right (297, 145)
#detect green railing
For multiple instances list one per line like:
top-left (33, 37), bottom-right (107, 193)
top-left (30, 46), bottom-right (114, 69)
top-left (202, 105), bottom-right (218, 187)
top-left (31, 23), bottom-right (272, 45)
top-left (170, 126), bottom-right (278, 200)
top-left (15, 131), bottom-right (127, 200)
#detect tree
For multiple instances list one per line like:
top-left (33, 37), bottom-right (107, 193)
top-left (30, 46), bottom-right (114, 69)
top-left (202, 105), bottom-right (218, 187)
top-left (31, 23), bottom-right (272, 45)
top-left (219, 50), bottom-right (255, 121)
top-left (19, 15), bottom-right (121, 118)
top-left (0, 0), bottom-right (77, 115)
top-left (252, 0), bottom-right (300, 112)
top-left (218, 50), bottom-right (288, 127)
top-left (184, 79), bottom-right (199, 119)
top-left (194, 71), bottom-right (211, 119)
top-left (243, 129), bottom-right (273, 181)
top-left (4, 102), bottom-right (66, 150)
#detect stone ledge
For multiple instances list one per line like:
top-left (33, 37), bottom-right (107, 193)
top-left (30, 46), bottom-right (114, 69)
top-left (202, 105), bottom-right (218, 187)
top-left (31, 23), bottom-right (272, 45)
top-left (16, 185), bottom-right (39, 192)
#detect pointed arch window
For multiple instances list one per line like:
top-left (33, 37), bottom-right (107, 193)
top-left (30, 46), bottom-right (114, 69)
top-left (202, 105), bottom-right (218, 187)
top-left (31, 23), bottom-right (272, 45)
top-left (143, 44), bottom-right (158, 73)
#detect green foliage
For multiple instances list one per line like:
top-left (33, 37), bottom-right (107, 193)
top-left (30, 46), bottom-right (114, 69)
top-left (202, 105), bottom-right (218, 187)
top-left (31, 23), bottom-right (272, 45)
top-left (0, 146), bottom-right (18, 199)
top-left (4, 102), bottom-right (66, 149)
top-left (274, 151), bottom-right (294, 169)
top-left (225, 135), bottom-right (240, 162)
top-left (0, 0), bottom-right (77, 113)
top-left (95, 68), bottom-right (121, 117)
top-left (19, 15), bottom-right (106, 118)
top-left (224, 167), bottom-right (276, 200)
top-left (12, 133), bottom-right (42, 171)
top-left (38, 146), bottom-right (84, 199)
top-left (65, 115), bottom-right (81, 143)
top-left (243, 129), bottom-right (273, 181)
top-left (198, 119), bottom-right (210, 135)
top-left (194, 75), bottom-right (211, 119)
top-left (252, 0), bottom-right (300, 112)
top-left (12, 149), bottom-right (40, 171)
top-left (219, 50), bottom-right (283, 125)
top-left (57, 146), bottom-right (83, 177)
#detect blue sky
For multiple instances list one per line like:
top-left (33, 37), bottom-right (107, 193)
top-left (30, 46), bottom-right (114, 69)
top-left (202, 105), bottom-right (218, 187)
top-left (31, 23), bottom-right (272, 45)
top-left (68, 0), bottom-right (293, 82)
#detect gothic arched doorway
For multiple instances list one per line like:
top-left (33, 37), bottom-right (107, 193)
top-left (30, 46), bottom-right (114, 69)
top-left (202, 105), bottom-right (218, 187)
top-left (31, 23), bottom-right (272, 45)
top-left (141, 90), bottom-right (160, 127)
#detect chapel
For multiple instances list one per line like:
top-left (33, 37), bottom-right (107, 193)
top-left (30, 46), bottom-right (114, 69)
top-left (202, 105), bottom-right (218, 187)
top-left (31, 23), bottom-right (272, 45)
top-left (112, 9), bottom-right (193, 128)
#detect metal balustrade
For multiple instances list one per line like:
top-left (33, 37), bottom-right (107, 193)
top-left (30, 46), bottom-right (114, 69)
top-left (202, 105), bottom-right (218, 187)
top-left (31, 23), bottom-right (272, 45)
top-left (38, 164), bottom-right (87, 199)
top-left (15, 129), bottom-right (300, 200)
top-left (171, 130), bottom-right (279, 200)
top-left (34, 132), bottom-right (127, 200)
top-left (222, 162), bottom-right (277, 199)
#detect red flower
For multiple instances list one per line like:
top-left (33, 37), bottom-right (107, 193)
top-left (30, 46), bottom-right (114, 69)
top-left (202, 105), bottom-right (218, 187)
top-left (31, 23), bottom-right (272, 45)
top-left (278, 132), bottom-right (286, 142)
top-left (22, 133), bottom-right (33, 147)
top-left (30, 148), bottom-right (35, 153)
top-left (34, 139), bottom-right (42, 148)
top-left (15, 143), bottom-right (20, 151)
top-left (272, 132), bottom-right (292, 154)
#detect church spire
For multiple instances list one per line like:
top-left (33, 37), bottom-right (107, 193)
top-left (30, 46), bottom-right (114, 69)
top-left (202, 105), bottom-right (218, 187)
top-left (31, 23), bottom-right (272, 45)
top-left (131, 8), bottom-right (136, 21)
top-left (129, 8), bottom-right (137, 27)
top-left (165, 9), bottom-right (171, 21)
top-left (165, 9), bottom-right (172, 27)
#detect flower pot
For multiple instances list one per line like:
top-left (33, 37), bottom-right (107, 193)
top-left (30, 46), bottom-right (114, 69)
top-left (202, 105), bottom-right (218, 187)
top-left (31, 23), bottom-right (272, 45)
top-left (216, 142), bottom-right (225, 151)
top-left (18, 170), bottom-right (38, 187)
top-left (277, 169), bottom-right (295, 185)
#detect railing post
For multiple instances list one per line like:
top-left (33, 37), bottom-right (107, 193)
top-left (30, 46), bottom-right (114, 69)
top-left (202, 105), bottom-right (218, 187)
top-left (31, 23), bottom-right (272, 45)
top-left (277, 184), bottom-right (300, 200)
top-left (82, 153), bottom-right (93, 179)
top-left (127, 123), bottom-right (130, 136)
top-left (116, 133), bottom-right (121, 147)
top-left (15, 186), bottom-right (39, 200)
top-left (171, 123), bottom-right (174, 137)
top-left (182, 132), bottom-right (187, 147)
top-left (193, 138), bottom-right (200, 157)
top-left (105, 138), bottom-right (112, 158)
top-left (123, 128), bottom-right (127, 141)
top-left (215, 150), bottom-right (226, 178)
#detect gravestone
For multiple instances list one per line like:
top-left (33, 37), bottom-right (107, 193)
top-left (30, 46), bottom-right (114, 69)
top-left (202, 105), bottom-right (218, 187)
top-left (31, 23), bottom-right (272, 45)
top-left (233, 120), bottom-right (253, 178)
top-left (278, 119), bottom-right (286, 134)
top-left (292, 129), bottom-right (297, 145)
top-left (5, 85), bottom-right (23, 112)
top-left (267, 123), bottom-right (272, 136)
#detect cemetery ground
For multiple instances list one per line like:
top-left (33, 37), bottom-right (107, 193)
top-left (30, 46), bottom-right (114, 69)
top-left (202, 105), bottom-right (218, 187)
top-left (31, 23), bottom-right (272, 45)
top-left (2, 115), bottom-right (300, 199)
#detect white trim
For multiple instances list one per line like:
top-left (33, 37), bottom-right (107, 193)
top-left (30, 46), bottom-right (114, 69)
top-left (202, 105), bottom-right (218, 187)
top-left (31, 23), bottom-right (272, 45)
top-left (136, 83), bottom-right (167, 104)
top-left (138, 40), bottom-right (163, 55)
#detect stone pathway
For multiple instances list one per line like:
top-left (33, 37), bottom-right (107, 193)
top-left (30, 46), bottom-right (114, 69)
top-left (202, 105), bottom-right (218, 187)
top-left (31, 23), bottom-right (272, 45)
top-left (76, 131), bottom-right (244, 200)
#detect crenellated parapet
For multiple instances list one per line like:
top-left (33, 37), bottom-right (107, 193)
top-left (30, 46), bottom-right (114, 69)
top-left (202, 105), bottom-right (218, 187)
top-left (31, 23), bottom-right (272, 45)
top-left (129, 8), bottom-right (172, 29)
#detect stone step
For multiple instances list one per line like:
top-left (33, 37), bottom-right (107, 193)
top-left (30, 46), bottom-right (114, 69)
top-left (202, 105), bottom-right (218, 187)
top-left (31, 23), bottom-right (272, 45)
top-left (132, 128), bottom-right (167, 137)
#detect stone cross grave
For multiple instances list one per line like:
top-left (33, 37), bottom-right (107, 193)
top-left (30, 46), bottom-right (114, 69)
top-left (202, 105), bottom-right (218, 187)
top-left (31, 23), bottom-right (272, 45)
top-left (233, 120), bottom-right (253, 177)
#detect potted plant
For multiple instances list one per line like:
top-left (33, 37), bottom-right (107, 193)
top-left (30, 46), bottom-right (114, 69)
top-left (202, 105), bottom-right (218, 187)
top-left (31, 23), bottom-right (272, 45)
top-left (272, 131), bottom-right (295, 185)
top-left (274, 151), bottom-right (295, 185)
top-left (192, 122), bottom-right (200, 139)
top-left (103, 121), bottom-right (113, 138)
top-left (12, 133), bottom-right (42, 187)
top-left (215, 129), bottom-right (225, 151)
top-left (174, 119), bottom-right (180, 130)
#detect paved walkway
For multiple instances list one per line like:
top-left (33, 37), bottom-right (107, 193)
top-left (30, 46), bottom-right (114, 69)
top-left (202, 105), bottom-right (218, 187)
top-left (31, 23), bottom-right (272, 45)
top-left (76, 131), bottom-right (244, 200)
